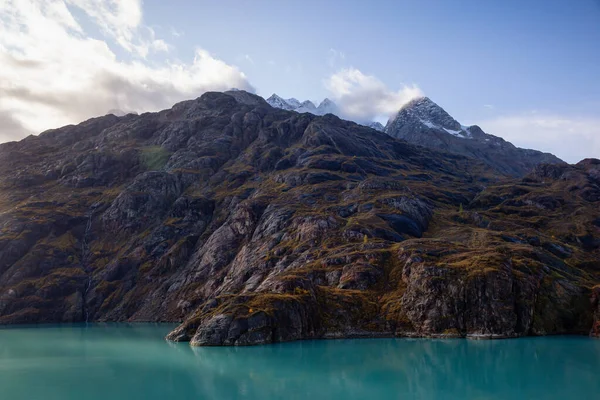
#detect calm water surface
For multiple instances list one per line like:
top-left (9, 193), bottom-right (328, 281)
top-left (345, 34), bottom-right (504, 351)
top-left (0, 324), bottom-right (599, 399)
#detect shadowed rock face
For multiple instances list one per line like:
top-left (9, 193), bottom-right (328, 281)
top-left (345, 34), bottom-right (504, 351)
top-left (0, 91), bottom-right (598, 345)
top-left (385, 97), bottom-right (564, 177)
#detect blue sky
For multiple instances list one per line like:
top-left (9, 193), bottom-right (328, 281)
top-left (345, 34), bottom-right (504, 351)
top-left (1, 0), bottom-right (599, 162)
top-left (144, 0), bottom-right (600, 123)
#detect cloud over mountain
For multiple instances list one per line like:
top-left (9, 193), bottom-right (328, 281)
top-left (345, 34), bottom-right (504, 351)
top-left (0, 0), bottom-right (252, 141)
top-left (325, 68), bottom-right (423, 122)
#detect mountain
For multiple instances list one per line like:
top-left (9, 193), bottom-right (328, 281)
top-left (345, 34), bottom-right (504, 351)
top-left (364, 121), bottom-right (385, 132)
top-left (385, 97), bottom-right (564, 176)
top-left (266, 94), bottom-right (295, 111)
top-left (267, 94), bottom-right (335, 116)
top-left (0, 90), bottom-right (599, 346)
top-left (285, 97), bottom-right (301, 109)
top-left (295, 100), bottom-right (317, 114)
top-left (316, 98), bottom-right (339, 115)
top-left (267, 94), bottom-right (382, 132)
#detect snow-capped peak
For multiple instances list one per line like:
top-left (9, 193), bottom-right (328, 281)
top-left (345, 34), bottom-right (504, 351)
top-left (285, 98), bottom-right (301, 108)
top-left (364, 121), bottom-right (385, 132)
top-left (266, 93), bottom-right (328, 115)
top-left (316, 98), bottom-right (339, 115)
top-left (265, 93), bottom-right (383, 131)
top-left (388, 97), bottom-right (474, 139)
top-left (266, 94), bottom-right (295, 111)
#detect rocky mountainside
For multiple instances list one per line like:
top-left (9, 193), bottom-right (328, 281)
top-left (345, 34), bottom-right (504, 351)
top-left (385, 97), bottom-right (564, 177)
top-left (0, 90), bottom-right (599, 346)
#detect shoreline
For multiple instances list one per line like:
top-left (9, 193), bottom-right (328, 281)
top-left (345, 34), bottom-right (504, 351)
top-left (1, 322), bottom-right (595, 345)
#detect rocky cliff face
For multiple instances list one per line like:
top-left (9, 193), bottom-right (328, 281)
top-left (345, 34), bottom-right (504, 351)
top-left (0, 91), bottom-right (598, 345)
top-left (385, 97), bottom-right (564, 177)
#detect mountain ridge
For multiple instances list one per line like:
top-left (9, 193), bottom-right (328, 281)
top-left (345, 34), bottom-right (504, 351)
top-left (385, 96), bottom-right (564, 176)
top-left (0, 90), bottom-right (598, 347)
top-left (266, 93), bottom-right (563, 176)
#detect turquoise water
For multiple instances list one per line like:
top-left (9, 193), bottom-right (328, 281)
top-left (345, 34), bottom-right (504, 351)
top-left (1, 325), bottom-right (599, 399)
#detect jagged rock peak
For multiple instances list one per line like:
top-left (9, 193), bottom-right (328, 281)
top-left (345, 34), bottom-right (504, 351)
top-left (393, 96), bottom-right (462, 132)
top-left (266, 93), bottom-right (295, 110)
top-left (385, 96), bottom-right (564, 176)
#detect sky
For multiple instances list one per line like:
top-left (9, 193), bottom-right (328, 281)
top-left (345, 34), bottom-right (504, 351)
top-left (1, 0), bottom-right (599, 163)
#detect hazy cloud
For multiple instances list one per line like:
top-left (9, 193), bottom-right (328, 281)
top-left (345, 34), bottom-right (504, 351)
top-left (327, 48), bottom-right (346, 68)
top-left (0, 109), bottom-right (33, 143)
top-left (476, 113), bottom-right (600, 163)
top-left (170, 27), bottom-right (183, 38)
top-left (0, 0), bottom-right (252, 142)
top-left (325, 68), bottom-right (423, 122)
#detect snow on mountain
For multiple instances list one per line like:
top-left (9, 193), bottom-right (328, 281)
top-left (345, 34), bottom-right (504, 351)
top-left (390, 97), bottom-right (473, 140)
top-left (364, 121), bottom-right (385, 132)
top-left (316, 98), bottom-right (339, 116)
top-left (265, 92), bottom-right (562, 176)
top-left (285, 98), bottom-right (301, 108)
top-left (295, 100), bottom-right (317, 114)
top-left (385, 96), bottom-right (564, 176)
top-left (266, 94), bottom-right (295, 111)
top-left (265, 93), bottom-right (381, 130)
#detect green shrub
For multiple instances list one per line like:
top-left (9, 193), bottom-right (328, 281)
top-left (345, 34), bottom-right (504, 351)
top-left (140, 147), bottom-right (171, 171)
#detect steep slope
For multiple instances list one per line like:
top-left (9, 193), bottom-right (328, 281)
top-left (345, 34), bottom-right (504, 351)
top-left (385, 97), bottom-right (564, 177)
top-left (0, 91), bottom-right (598, 346)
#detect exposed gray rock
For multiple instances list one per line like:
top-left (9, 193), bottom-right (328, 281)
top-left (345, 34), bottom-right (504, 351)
top-left (385, 97), bottom-right (564, 176)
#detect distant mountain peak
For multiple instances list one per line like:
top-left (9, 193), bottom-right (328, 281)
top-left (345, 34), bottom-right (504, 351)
top-left (385, 96), bottom-right (563, 176)
top-left (266, 94), bottom-right (295, 111)
top-left (300, 100), bottom-right (316, 108)
top-left (396, 96), bottom-right (462, 132)
top-left (264, 93), bottom-right (406, 135)
top-left (364, 121), bottom-right (385, 132)
top-left (316, 98), bottom-right (338, 115)
top-left (285, 97), bottom-right (301, 108)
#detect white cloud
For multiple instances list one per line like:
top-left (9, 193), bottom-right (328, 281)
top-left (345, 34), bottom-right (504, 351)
top-left (65, 0), bottom-right (145, 55)
top-left (0, 0), bottom-right (252, 142)
top-left (325, 68), bottom-right (423, 122)
top-left (483, 104), bottom-right (495, 109)
top-left (476, 113), bottom-right (600, 163)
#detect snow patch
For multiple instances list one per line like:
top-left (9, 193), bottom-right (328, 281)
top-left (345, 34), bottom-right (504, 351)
top-left (420, 119), bottom-right (437, 129)
top-left (444, 128), bottom-right (465, 137)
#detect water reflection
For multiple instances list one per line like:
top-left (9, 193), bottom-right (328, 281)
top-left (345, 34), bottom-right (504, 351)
top-left (0, 324), bottom-right (599, 400)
